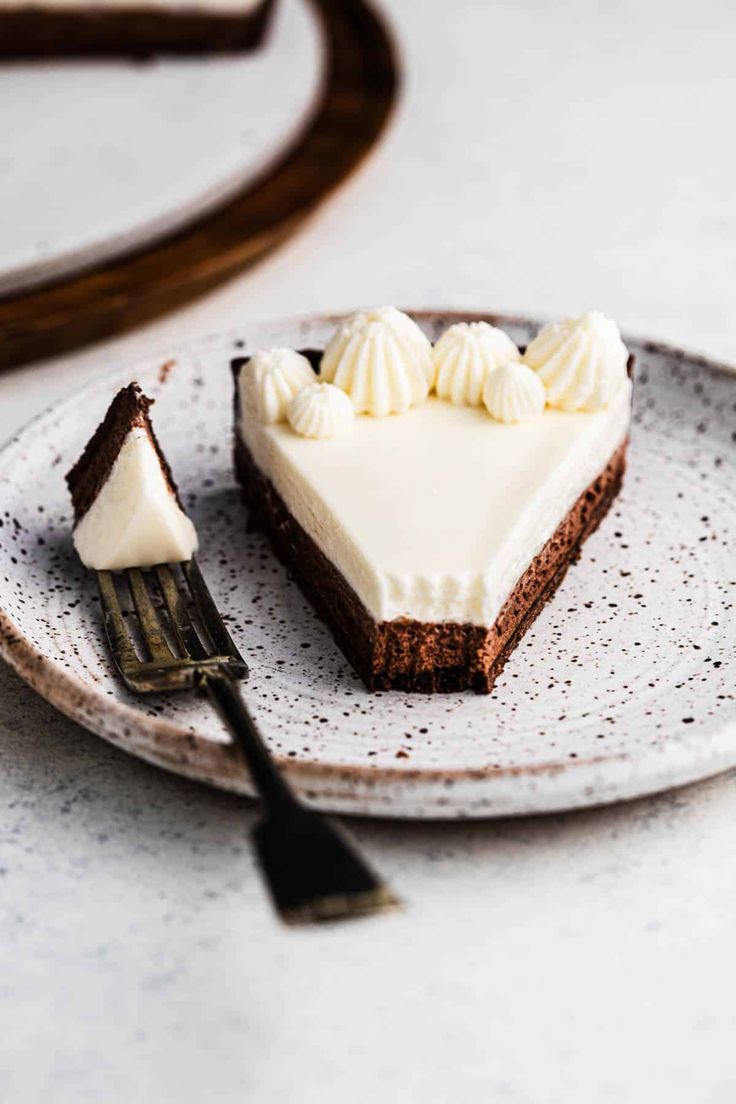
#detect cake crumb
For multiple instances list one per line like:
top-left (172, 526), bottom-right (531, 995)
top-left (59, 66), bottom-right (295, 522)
top-left (158, 359), bottom-right (176, 385)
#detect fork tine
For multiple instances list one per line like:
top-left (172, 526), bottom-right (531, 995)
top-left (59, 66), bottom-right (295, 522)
top-left (126, 568), bottom-right (173, 663)
top-left (155, 564), bottom-right (207, 660)
top-left (182, 558), bottom-right (245, 666)
top-left (97, 570), bottom-right (139, 670)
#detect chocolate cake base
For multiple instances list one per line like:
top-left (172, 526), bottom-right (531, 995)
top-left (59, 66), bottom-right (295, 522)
top-left (234, 435), bottom-right (628, 694)
top-left (66, 382), bottom-right (182, 525)
top-left (0, 1), bottom-right (274, 57)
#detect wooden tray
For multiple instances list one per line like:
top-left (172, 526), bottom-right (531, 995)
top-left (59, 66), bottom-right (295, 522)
top-left (0, 0), bottom-right (398, 370)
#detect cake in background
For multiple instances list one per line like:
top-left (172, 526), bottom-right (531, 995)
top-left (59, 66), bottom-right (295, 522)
top-left (0, 0), bottom-right (276, 57)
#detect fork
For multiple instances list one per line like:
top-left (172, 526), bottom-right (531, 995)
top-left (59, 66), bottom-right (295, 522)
top-left (96, 558), bottom-right (399, 925)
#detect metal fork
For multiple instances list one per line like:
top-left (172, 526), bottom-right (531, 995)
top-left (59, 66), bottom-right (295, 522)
top-left (96, 558), bottom-right (398, 925)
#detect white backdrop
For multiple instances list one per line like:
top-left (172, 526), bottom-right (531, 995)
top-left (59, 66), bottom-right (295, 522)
top-left (1, 2), bottom-right (735, 1101)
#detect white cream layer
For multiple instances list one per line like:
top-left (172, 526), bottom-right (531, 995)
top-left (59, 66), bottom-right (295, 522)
top-left (73, 427), bottom-right (198, 571)
top-left (238, 381), bottom-right (632, 626)
top-left (1, 1), bottom-right (260, 11)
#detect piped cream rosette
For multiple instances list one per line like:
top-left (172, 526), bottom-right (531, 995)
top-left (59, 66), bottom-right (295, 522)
top-left (433, 321), bottom-right (521, 406)
top-left (523, 311), bottom-right (628, 412)
top-left (320, 307), bottom-right (434, 417)
top-left (242, 308), bottom-right (630, 441)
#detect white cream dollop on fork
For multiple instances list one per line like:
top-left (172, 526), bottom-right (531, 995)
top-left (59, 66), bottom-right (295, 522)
top-left (73, 428), bottom-right (198, 571)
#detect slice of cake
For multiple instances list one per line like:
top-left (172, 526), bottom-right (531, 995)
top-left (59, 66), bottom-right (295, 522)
top-left (0, 0), bottom-right (275, 57)
top-left (233, 309), bottom-right (633, 693)
top-left (66, 382), bottom-right (197, 570)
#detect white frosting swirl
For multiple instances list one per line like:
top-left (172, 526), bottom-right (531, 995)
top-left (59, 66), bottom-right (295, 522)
top-left (287, 383), bottom-right (355, 439)
top-left (523, 311), bottom-right (628, 412)
top-left (433, 322), bottom-right (520, 406)
top-left (240, 348), bottom-right (315, 425)
top-left (320, 307), bottom-right (434, 417)
top-left (483, 361), bottom-right (546, 424)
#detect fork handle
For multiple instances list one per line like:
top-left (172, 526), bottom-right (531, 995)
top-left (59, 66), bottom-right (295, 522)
top-left (199, 670), bottom-right (296, 813)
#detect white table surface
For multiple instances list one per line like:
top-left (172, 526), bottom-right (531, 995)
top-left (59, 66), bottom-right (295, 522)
top-left (2, 1), bottom-right (736, 1100)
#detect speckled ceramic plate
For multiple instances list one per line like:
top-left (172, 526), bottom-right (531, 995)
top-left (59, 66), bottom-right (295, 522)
top-left (0, 312), bottom-right (734, 818)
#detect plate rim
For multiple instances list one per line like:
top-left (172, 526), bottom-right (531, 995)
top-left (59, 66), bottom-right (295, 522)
top-left (0, 310), bottom-right (734, 816)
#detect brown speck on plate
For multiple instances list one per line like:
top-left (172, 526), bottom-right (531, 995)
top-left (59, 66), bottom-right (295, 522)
top-left (0, 312), bottom-right (733, 818)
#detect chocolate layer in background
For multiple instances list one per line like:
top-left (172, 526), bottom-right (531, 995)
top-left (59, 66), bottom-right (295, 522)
top-left (234, 430), bottom-right (628, 694)
top-left (0, 0), bottom-right (275, 57)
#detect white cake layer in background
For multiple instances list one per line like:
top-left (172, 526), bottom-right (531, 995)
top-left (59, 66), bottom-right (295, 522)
top-left (0, 1), bottom-right (261, 11)
top-left (239, 380), bottom-right (632, 626)
top-left (0, 0), bottom-right (322, 296)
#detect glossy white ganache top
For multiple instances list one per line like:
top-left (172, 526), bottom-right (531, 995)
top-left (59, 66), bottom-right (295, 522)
top-left (238, 373), bottom-right (632, 625)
